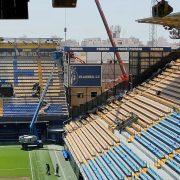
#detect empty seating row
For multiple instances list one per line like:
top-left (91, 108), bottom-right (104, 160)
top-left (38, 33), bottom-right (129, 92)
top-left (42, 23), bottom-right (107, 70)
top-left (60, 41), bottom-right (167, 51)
top-left (64, 118), bottom-right (120, 163)
top-left (3, 103), bottom-right (67, 116)
top-left (133, 112), bottom-right (179, 159)
top-left (65, 59), bottom-right (179, 179)
top-left (80, 143), bottom-right (161, 179)
top-left (0, 55), bottom-right (68, 117)
top-left (166, 159), bottom-right (180, 174)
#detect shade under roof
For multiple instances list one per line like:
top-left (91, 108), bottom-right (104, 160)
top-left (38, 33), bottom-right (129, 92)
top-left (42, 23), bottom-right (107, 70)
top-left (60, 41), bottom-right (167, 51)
top-left (136, 12), bottom-right (180, 29)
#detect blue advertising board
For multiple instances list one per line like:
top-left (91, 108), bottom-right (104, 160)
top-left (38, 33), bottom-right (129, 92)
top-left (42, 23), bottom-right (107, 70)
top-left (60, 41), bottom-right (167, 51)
top-left (69, 65), bottom-right (102, 87)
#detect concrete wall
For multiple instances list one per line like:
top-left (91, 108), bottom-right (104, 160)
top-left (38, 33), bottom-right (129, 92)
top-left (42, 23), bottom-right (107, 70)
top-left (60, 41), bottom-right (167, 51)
top-left (67, 62), bottom-right (129, 107)
top-left (70, 86), bottom-right (104, 107)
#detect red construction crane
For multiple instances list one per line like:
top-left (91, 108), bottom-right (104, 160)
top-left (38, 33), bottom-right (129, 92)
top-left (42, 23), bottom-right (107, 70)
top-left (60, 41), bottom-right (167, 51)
top-left (53, 0), bottom-right (128, 88)
top-left (95, 0), bottom-right (128, 89)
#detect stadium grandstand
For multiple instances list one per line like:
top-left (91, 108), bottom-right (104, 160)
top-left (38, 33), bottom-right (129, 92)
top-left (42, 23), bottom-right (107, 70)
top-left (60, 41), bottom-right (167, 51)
top-left (0, 39), bottom-right (68, 141)
top-left (0, 0), bottom-right (179, 180)
top-left (62, 1), bottom-right (180, 179)
top-left (64, 58), bottom-right (180, 179)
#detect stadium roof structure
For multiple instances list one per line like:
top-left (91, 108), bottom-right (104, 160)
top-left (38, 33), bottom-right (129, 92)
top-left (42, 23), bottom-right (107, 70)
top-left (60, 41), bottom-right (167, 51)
top-left (136, 12), bottom-right (180, 28)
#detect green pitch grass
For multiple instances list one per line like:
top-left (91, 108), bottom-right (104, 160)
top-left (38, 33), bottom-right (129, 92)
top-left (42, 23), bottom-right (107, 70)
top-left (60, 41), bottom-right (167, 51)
top-left (0, 146), bottom-right (57, 180)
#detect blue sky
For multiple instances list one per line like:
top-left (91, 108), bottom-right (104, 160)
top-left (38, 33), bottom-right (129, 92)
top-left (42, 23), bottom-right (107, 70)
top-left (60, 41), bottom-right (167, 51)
top-left (0, 0), bottom-right (179, 43)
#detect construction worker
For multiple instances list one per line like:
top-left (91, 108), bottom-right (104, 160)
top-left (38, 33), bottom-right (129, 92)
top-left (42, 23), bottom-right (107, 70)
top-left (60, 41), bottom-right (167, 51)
top-left (32, 82), bottom-right (41, 98)
top-left (55, 163), bottom-right (59, 176)
top-left (46, 163), bottom-right (50, 175)
top-left (32, 82), bottom-right (39, 91)
top-left (156, 90), bottom-right (161, 96)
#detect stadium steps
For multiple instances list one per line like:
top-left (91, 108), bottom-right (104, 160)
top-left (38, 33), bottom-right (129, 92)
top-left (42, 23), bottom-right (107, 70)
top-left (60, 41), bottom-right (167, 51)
top-left (123, 95), bottom-right (165, 117)
top-left (64, 118), bottom-right (120, 163)
top-left (0, 98), bottom-right (3, 116)
top-left (118, 131), bottom-right (175, 179)
top-left (128, 112), bottom-right (180, 177)
top-left (80, 143), bottom-right (162, 179)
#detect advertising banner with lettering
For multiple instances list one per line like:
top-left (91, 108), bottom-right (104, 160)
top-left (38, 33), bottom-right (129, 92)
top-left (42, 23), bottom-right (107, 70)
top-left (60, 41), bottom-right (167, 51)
top-left (69, 65), bottom-right (102, 87)
top-left (64, 46), bottom-right (172, 52)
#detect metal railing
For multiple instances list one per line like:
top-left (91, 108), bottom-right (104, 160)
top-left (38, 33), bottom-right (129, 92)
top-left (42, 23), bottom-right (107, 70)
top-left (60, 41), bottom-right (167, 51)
top-left (130, 49), bottom-right (180, 88)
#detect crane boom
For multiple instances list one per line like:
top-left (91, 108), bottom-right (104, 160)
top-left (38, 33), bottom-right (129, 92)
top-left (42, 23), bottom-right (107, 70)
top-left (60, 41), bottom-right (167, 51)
top-left (30, 63), bottom-right (56, 134)
top-left (19, 61), bottom-right (56, 149)
top-left (95, 0), bottom-right (127, 79)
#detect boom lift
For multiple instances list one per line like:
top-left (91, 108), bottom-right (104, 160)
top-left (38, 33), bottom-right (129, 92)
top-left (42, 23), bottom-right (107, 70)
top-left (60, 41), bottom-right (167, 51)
top-left (19, 63), bottom-right (56, 150)
top-left (15, 0), bottom-right (129, 149)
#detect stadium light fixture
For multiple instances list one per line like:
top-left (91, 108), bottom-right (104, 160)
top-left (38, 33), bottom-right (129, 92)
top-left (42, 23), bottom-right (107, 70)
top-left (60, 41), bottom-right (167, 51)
top-left (52, 0), bottom-right (77, 8)
top-left (0, 0), bottom-right (29, 19)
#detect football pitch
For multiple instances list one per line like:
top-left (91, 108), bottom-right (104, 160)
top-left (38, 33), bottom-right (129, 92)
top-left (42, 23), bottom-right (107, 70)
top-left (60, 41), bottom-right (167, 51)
top-left (0, 146), bottom-right (58, 180)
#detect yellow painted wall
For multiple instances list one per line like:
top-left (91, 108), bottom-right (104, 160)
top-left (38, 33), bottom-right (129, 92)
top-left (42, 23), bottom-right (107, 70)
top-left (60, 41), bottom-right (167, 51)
top-left (70, 86), bottom-right (105, 107)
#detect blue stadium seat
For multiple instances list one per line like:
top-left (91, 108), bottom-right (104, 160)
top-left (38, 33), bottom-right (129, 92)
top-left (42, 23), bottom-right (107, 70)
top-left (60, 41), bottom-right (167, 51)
top-left (160, 120), bottom-right (180, 135)
top-left (166, 159), bottom-right (180, 174)
top-left (153, 124), bottom-right (180, 144)
top-left (147, 128), bottom-right (179, 150)
top-left (172, 112), bottom-right (180, 120)
top-left (3, 103), bottom-right (38, 115)
top-left (81, 165), bottom-right (94, 180)
top-left (89, 160), bottom-right (104, 179)
top-left (3, 103), bottom-right (66, 116)
top-left (120, 142), bottom-right (147, 168)
top-left (95, 158), bottom-right (114, 179)
top-left (139, 172), bottom-right (152, 180)
top-left (165, 116), bottom-right (180, 127)
top-left (114, 146), bottom-right (140, 172)
top-left (147, 168), bottom-right (162, 180)
top-left (141, 131), bottom-right (173, 154)
top-left (107, 150), bottom-right (132, 177)
top-left (135, 136), bottom-right (164, 158)
top-left (174, 154), bottom-right (180, 164)
top-left (102, 154), bottom-right (124, 179)
top-left (44, 104), bottom-right (63, 113)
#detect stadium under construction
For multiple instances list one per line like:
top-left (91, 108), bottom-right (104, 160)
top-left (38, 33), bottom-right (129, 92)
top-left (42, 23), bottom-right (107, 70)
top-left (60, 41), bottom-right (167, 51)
top-left (0, 0), bottom-right (179, 180)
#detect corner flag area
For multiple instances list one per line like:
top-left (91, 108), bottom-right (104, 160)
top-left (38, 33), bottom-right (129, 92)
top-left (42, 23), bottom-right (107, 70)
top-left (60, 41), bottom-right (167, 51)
top-left (0, 146), bottom-right (77, 180)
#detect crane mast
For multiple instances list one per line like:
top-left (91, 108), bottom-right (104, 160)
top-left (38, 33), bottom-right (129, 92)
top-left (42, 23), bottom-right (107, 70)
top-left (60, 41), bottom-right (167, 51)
top-left (95, 0), bottom-right (128, 80)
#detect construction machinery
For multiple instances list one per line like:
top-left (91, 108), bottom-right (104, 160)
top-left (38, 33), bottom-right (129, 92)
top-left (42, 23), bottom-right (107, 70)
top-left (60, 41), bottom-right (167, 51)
top-left (65, 0), bottom-right (128, 89)
top-left (19, 63), bottom-right (56, 150)
top-left (95, 0), bottom-right (128, 89)
top-left (1, 0), bottom-right (128, 88)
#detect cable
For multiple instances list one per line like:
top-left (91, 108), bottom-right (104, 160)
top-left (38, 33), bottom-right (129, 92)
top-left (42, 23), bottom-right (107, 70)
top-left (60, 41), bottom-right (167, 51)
top-left (64, 8), bottom-right (67, 46)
